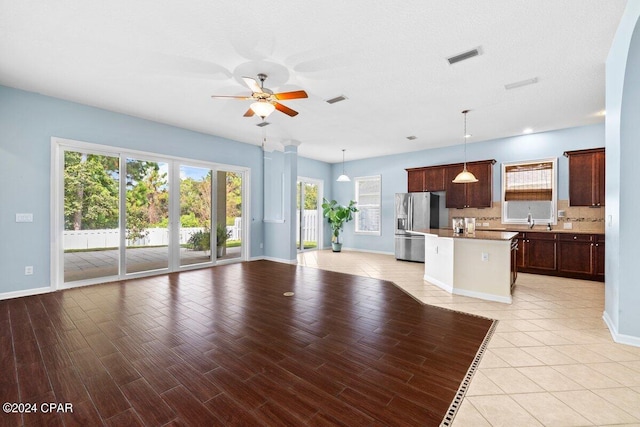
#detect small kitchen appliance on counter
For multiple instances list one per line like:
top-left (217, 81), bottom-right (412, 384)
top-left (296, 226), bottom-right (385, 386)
top-left (465, 217), bottom-right (476, 234)
top-left (452, 217), bottom-right (465, 234)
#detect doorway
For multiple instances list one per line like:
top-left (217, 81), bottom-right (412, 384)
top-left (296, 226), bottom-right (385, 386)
top-left (296, 178), bottom-right (323, 251)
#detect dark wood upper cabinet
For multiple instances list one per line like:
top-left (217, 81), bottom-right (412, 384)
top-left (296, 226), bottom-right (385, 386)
top-left (406, 166), bottom-right (446, 192)
top-left (407, 159), bottom-right (494, 208)
top-left (444, 160), bottom-right (495, 208)
top-left (564, 148), bottom-right (605, 207)
top-left (407, 169), bottom-right (424, 192)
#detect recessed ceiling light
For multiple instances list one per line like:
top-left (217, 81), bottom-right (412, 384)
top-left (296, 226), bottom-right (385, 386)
top-left (406, 135), bottom-right (417, 140)
top-left (505, 77), bottom-right (539, 90)
top-left (523, 128), bottom-right (533, 134)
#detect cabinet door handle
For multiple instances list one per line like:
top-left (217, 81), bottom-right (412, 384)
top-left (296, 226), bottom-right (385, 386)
top-left (573, 236), bottom-right (577, 240)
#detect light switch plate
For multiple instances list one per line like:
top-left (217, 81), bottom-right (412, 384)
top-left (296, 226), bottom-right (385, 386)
top-left (563, 222), bottom-right (573, 229)
top-left (16, 213), bottom-right (33, 223)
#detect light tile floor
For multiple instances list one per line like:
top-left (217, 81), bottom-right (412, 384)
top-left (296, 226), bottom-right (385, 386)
top-left (297, 249), bottom-right (640, 427)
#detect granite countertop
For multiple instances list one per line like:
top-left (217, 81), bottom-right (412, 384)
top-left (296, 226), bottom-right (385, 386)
top-left (481, 227), bottom-right (605, 235)
top-left (410, 229), bottom-right (518, 241)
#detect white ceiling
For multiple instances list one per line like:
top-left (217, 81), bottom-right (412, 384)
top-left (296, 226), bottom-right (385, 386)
top-left (0, 1), bottom-right (627, 163)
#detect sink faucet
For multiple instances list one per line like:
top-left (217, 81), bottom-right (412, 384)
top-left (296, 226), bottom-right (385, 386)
top-left (527, 213), bottom-right (535, 229)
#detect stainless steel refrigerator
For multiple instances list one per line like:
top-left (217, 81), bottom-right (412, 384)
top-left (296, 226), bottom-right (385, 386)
top-left (395, 192), bottom-right (440, 262)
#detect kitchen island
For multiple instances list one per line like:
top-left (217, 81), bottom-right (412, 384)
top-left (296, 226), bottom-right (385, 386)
top-left (410, 229), bottom-right (519, 303)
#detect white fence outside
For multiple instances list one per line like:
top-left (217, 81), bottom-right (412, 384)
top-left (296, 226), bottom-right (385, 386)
top-left (296, 210), bottom-right (318, 243)
top-left (63, 212), bottom-right (320, 250)
top-left (64, 220), bottom-right (242, 250)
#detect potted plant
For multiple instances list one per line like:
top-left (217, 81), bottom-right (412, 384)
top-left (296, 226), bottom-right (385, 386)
top-left (322, 198), bottom-right (358, 252)
top-left (187, 229), bottom-right (211, 253)
top-left (216, 223), bottom-right (231, 258)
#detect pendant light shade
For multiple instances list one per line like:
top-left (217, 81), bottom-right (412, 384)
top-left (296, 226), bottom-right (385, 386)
top-left (452, 109), bottom-right (478, 183)
top-left (250, 100), bottom-right (275, 119)
top-left (337, 149), bottom-right (350, 182)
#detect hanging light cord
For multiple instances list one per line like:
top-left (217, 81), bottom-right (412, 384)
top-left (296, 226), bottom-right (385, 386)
top-left (342, 149), bottom-right (346, 174)
top-left (462, 109), bottom-right (469, 167)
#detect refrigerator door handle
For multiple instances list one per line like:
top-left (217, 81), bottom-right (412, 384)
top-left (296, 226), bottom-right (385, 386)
top-left (408, 196), bottom-right (412, 231)
top-left (407, 194), bottom-right (413, 230)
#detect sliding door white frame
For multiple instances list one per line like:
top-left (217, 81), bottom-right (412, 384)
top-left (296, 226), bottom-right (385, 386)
top-left (51, 137), bottom-right (250, 290)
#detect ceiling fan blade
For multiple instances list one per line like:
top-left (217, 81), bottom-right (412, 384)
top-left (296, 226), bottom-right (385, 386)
top-left (243, 108), bottom-right (255, 117)
top-left (273, 90), bottom-right (308, 100)
top-left (211, 95), bottom-right (252, 100)
top-left (274, 102), bottom-right (299, 117)
top-left (242, 76), bottom-right (263, 93)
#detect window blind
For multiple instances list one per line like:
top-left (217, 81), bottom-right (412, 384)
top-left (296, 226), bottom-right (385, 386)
top-left (504, 161), bottom-right (553, 201)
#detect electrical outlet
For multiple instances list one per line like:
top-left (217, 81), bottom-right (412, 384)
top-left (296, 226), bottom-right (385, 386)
top-left (16, 213), bottom-right (33, 223)
top-left (482, 222), bottom-right (489, 227)
top-left (563, 222), bottom-right (573, 229)
top-left (481, 252), bottom-right (489, 262)
top-left (25, 266), bottom-right (33, 275)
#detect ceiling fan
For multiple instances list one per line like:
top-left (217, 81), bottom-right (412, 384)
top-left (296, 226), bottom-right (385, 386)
top-left (211, 73), bottom-right (308, 119)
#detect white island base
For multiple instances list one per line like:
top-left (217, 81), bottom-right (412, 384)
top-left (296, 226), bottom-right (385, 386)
top-left (413, 230), bottom-right (518, 304)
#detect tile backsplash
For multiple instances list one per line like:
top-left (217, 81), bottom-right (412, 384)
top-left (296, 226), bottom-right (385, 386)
top-left (448, 200), bottom-right (605, 233)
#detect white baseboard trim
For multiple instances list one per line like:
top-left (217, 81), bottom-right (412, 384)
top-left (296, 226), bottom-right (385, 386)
top-left (603, 311), bottom-right (640, 348)
top-left (340, 247), bottom-right (395, 256)
top-left (423, 275), bottom-right (512, 304)
top-left (0, 286), bottom-right (53, 301)
top-left (452, 288), bottom-right (512, 304)
top-left (424, 274), bottom-right (454, 293)
top-left (252, 255), bottom-right (298, 265)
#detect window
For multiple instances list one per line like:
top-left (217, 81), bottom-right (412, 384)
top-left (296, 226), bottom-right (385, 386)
top-left (502, 158), bottom-right (557, 225)
top-left (355, 175), bottom-right (381, 234)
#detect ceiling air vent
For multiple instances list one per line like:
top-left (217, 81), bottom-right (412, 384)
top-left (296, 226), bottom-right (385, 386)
top-left (447, 47), bottom-right (481, 65)
top-left (256, 122), bottom-right (270, 127)
top-left (406, 136), bottom-right (417, 140)
top-left (326, 95), bottom-right (348, 104)
top-left (505, 77), bottom-right (539, 90)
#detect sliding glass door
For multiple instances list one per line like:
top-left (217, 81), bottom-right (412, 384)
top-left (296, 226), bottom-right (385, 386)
top-left (180, 165), bottom-right (213, 267)
top-left (55, 139), bottom-right (247, 288)
top-left (125, 157), bottom-right (170, 274)
top-left (63, 150), bottom-right (120, 283)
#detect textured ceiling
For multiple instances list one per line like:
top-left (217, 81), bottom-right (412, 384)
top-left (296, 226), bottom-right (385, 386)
top-left (0, 1), bottom-right (627, 163)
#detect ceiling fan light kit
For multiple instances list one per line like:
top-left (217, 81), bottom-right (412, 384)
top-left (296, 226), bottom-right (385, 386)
top-left (211, 73), bottom-right (308, 119)
top-left (453, 109), bottom-right (479, 184)
top-left (250, 100), bottom-right (275, 119)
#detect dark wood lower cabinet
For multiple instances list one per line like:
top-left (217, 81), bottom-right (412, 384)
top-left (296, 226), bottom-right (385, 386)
top-left (594, 236), bottom-right (605, 279)
top-left (517, 232), bottom-right (604, 282)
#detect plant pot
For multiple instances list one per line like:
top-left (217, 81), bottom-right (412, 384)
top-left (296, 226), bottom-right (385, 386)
top-left (331, 242), bottom-right (342, 252)
top-left (216, 246), bottom-right (225, 258)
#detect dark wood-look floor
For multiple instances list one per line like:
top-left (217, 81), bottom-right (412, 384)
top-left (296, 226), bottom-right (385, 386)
top-left (0, 260), bottom-right (493, 427)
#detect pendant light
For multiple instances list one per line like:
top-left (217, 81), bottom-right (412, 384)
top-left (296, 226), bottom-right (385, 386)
top-left (337, 149), bottom-right (351, 182)
top-left (452, 109), bottom-right (478, 183)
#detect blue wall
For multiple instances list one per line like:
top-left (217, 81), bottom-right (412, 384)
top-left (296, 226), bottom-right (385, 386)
top-left (0, 85), bottom-right (265, 294)
top-left (605, 1), bottom-right (640, 344)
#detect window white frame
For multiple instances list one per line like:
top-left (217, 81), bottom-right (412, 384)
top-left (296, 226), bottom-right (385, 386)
top-left (501, 157), bottom-right (557, 225)
top-left (354, 175), bottom-right (381, 235)
top-left (51, 137), bottom-right (250, 289)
